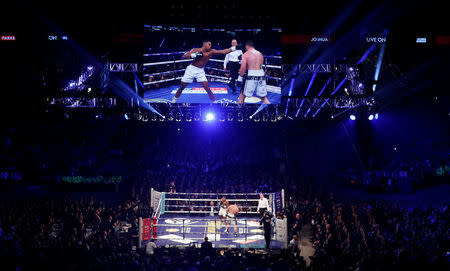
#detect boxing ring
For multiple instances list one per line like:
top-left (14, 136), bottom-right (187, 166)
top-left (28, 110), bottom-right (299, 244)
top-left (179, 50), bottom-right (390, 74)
top-left (142, 51), bottom-right (282, 104)
top-left (139, 189), bottom-right (287, 249)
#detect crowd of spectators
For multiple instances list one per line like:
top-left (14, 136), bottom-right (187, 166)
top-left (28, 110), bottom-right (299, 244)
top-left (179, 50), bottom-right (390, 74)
top-left (385, 156), bottom-right (450, 181)
top-left (281, 184), bottom-right (450, 270)
top-left (1, 177), bottom-right (448, 270)
top-left (0, 196), bottom-right (151, 271)
top-left (362, 141), bottom-right (450, 193)
top-left (383, 139), bottom-right (449, 178)
top-left (1, 117), bottom-right (449, 270)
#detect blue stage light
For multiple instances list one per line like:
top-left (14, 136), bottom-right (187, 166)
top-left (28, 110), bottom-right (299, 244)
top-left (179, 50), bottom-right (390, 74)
top-left (206, 113), bottom-right (215, 121)
top-left (375, 113), bottom-right (379, 119)
top-left (350, 115), bottom-right (356, 120)
top-left (373, 30), bottom-right (388, 92)
top-left (124, 114), bottom-right (129, 120)
top-left (368, 114), bottom-right (374, 120)
top-left (87, 66), bottom-right (94, 71)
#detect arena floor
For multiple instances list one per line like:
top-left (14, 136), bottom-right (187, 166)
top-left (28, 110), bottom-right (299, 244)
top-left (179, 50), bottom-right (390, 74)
top-left (151, 214), bottom-right (285, 249)
top-left (143, 82), bottom-right (281, 104)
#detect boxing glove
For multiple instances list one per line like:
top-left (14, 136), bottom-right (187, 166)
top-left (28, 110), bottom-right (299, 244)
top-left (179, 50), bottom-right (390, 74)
top-left (190, 52), bottom-right (203, 59)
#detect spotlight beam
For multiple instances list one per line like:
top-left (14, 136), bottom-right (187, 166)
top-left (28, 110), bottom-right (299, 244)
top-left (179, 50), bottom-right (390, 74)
top-left (295, 73), bottom-right (317, 117)
top-left (111, 78), bottom-right (164, 118)
top-left (251, 104), bottom-right (268, 119)
top-left (312, 99), bottom-right (330, 117)
top-left (304, 76), bottom-right (331, 117)
top-left (357, 43), bottom-right (377, 64)
top-left (159, 38), bottom-right (166, 48)
top-left (133, 72), bottom-right (145, 89)
top-left (330, 77), bottom-right (347, 95)
top-left (295, 98), bottom-right (306, 117)
top-left (304, 73), bottom-right (317, 97)
top-left (373, 29), bottom-right (388, 91)
top-left (304, 107), bottom-right (312, 117)
top-left (331, 105), bottom-right (358, 119)
top-left (317, 76), bottom-right (332, 97)
top-left (285, 77), bottom-right (296, 117)
top-left (310, 77), bottom-right (346, 118)
top-left (288, 77), bottom-right (296, 96)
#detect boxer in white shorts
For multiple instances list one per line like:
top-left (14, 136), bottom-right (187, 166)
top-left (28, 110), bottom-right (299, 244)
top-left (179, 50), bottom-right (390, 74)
top-left (171, 40), bottom-right (240, 103)
top-left (181, 65), bottom-right (208, 84)
top-left (238, 40), bottom-right (270, 104)
top-left (226, 203), bottom-right (239, 237)
top-left (218, 197), bottom-right (228, 226)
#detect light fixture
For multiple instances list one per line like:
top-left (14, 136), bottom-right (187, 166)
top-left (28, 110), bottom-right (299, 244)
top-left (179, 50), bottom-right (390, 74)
top-left (205, 112), bottom-right (215, 121)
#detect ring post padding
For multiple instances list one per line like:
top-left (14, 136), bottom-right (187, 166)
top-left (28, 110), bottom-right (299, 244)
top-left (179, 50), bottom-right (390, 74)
top-left (161, 192), bottom-right (165, 215)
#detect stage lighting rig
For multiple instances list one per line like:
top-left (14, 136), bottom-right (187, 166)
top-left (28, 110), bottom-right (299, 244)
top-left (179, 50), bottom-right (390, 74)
top-left (346, 66), bottom-right (359, 80)
top-left (227, 113), bottom-right (233, 122)
top-left (186, 112), bottom-right (192, 122)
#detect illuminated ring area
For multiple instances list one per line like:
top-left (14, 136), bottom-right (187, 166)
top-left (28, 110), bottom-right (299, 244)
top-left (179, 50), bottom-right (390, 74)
top-left (144, 190), bottom-right (288, 248)
top-left (163, 192), bottom-right (261, 215)
top-left (142, 51), bottom-right (282, 104)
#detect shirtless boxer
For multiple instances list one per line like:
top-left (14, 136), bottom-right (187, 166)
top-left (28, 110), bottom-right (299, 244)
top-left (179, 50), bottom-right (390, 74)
top-left (171, 40), bottom-right (239, 103)
top-left (238, 40), bottom-right (270, 104)
top-left (226, 203), bottom-right (239, 237)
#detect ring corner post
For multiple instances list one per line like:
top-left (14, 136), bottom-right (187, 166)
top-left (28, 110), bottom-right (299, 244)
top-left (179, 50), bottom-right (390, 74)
top-left (161, 192), bottom-right (165, 215)
top-left (183, 219), bottom-right (185, 240)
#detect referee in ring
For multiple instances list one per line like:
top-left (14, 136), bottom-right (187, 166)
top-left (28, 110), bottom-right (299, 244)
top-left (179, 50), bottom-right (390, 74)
top-left (224, 39), bottom-right (243, 95)
top-left (257, 193), bottom-right (270, 224)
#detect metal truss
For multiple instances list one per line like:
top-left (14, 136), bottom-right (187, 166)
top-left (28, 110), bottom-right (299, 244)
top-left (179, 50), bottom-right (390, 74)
top-left (45, 91), bottom-right (377, 121)
top-left (289, 97), bottom-right (373, 107)
top-left (109, 63), bottom-right (142, 72)
top-left (283, 64), bottom-right (347, 74)
top-left (47, 97), bottom-right (118, 108)
top-left (298, 64), bottom-right (347, 73)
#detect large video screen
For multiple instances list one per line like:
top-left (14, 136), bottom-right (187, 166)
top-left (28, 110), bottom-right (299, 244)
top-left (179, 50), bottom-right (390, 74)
top-left (143, 25), bottom-right (282, 104)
